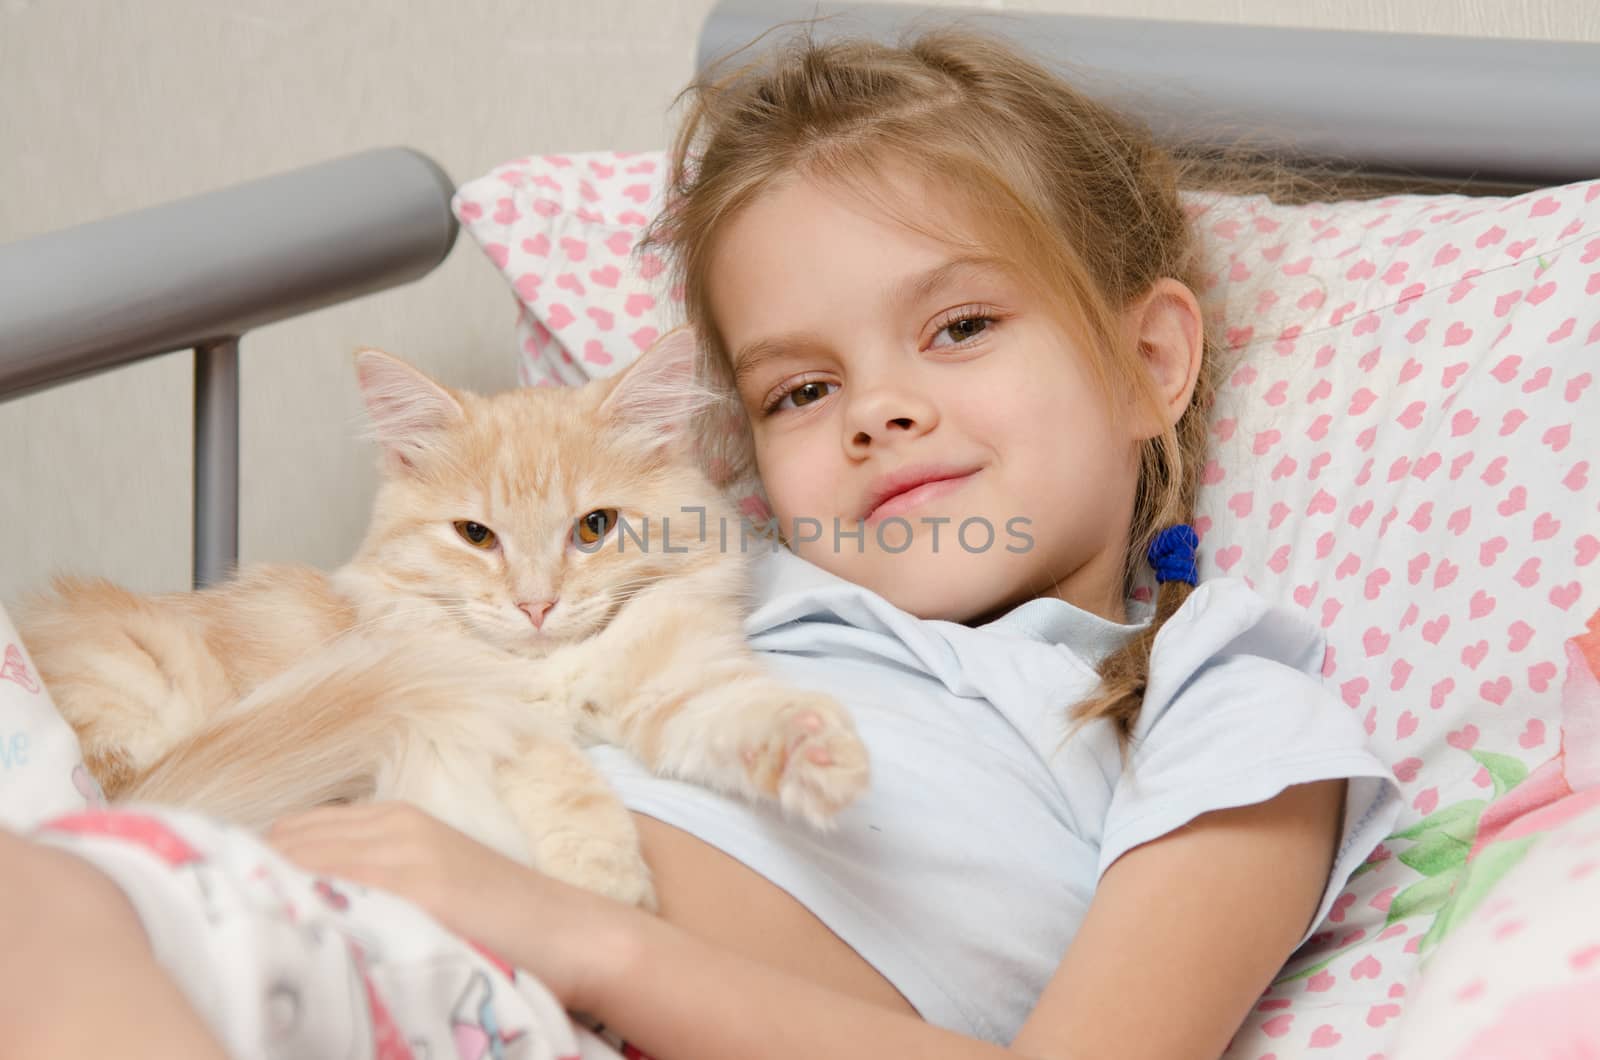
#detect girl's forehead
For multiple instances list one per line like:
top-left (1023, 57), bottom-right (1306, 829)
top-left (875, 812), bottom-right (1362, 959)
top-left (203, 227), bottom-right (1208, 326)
top-left (699, 162), bottom-right (1084, 374)
top-left (765, 163), bottom-right (987, 239)
top-left (710, 169), bottom-right (1018, 305)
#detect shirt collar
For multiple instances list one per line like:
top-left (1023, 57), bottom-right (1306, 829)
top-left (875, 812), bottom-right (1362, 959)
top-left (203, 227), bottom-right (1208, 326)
top-left (984, 592), bottom-right (1152, 664)
top-left (754, 547), bottom-right (1152, 664)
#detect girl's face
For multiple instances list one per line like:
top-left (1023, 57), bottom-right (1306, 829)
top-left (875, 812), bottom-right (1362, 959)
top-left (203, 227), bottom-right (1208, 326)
top-left (706, 173), bottom-right (1150, 623)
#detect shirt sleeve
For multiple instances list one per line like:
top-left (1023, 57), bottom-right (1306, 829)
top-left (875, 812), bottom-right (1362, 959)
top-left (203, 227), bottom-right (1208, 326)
top-left (1094, 579), bottom-right (1402, 948)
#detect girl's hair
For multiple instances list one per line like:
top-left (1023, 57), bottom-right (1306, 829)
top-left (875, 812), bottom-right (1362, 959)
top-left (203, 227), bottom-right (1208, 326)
top-left (642, 24), bottom-right (1227, 754)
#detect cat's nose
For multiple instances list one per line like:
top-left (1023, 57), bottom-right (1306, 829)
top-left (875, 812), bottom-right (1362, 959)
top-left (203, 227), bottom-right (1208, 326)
top-left (518, 599), bottom-right (557, 629)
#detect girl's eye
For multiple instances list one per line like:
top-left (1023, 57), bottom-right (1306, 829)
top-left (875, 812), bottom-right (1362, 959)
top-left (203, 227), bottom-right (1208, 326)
top-left (574, 508), bottom-right (619, 545)
top-left (931, 313), bottom-right (994, 348)
top-left (453, 521), bottom-right (498, 550)
top-left (787, 380), bottom-right (833, 408)
top-left (767, 379), bottom-right (835, 414)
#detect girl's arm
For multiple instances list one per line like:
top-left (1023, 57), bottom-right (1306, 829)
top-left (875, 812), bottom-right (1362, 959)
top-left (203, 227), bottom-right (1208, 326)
top-left (272, 778), bottom-right (1344, 1060)
top-left (1011, 778), bottom-right (1346, 1059)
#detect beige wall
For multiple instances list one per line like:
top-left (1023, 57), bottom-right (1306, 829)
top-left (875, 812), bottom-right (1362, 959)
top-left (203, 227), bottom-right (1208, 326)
top-left (3, 0), bottom-right (1596, 603)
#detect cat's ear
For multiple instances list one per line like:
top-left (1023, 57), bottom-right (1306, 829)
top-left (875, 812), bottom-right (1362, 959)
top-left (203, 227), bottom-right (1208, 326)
top-left (354, 348), bottom-right (464, 470)
top-left (597, 327), bottom-right (713, 447)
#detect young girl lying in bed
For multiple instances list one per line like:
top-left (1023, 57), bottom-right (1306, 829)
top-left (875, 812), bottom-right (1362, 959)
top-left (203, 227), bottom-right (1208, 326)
top-left (0, 26), bottom-right (1399, 1060)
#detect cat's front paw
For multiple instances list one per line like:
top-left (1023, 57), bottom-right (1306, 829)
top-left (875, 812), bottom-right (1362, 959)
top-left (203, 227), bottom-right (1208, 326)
top-left (534, 829), bottom-right (658, 912)
top-left (743, 692), bottom-right (869, 830)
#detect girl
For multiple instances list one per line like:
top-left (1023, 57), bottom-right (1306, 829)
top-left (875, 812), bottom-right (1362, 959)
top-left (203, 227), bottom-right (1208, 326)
top-left (1, 26), bottom-right (1399, 1060)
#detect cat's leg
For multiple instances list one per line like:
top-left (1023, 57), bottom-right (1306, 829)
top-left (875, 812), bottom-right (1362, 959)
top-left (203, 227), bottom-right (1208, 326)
top-left (613, 651), bottom-right (869, 831)
top-left (373, 729), bottom-right (654, 909)
top-left (541, 592), bottom-right (869, 829)
top-left (16, 585), bottom-right (223, 796)
top-left (494, 735), bottom-right (656, 910)
top-left (342, 652), bottom-right (656, 909)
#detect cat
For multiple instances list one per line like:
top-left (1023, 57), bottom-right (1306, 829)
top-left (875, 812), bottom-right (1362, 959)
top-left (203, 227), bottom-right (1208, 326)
top-left (16, 329), bottom-right (870, 907)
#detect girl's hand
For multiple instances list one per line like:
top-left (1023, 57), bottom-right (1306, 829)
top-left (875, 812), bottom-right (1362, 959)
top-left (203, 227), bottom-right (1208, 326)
top-left (268, 802), bottom-right (522, 935)
top-left (268, 801), bottom-right (638, 1007)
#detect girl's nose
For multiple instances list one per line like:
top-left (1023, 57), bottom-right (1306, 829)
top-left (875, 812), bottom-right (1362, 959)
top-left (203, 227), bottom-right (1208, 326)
top-left (844, 382), bottom-right (939, 453)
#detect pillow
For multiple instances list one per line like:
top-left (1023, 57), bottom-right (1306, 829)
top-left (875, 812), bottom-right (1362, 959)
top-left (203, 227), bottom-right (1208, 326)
top-left (454, 152), bottom-right (678, 388)
top-left (455, 153), bottom-right (1600, 1057)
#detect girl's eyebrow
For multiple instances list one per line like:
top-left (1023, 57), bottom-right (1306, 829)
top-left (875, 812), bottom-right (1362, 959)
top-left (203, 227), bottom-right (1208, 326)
top-left (730, 255), bottom-right (1005, 384)
top-left (891, 255), bottom-right (1002, 309)
top-left (732, 331), bottom-right (821, 386)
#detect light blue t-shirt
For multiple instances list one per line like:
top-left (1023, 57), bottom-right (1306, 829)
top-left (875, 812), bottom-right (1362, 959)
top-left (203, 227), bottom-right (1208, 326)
top-left (587, 549), bottom-right (1402, 1043)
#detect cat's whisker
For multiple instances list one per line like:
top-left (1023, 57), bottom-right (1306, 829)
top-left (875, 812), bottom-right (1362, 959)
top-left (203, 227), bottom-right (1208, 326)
top-left (599, 569), bottom-right (727, 595)
top-left (611, 581), bottom-right (730, 606)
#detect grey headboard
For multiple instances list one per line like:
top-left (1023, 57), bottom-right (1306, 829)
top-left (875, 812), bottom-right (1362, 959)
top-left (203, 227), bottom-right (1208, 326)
top-left (697, 0), bottom-right (1600, 189)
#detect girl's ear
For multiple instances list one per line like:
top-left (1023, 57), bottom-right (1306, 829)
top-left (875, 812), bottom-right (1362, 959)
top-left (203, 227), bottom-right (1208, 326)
top-left (597, 327), bottom-right (712, 448)
top-left (1126, 279), bottom-right (1205, 439)
top-left (353, 347), bottom-right (464, 470)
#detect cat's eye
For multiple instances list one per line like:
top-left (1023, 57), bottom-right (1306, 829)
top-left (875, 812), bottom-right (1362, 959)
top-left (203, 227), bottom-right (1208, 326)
top-left (574, 508), bottom-right (619, 545)
top-left (453, 521), bottom-right (498, 550)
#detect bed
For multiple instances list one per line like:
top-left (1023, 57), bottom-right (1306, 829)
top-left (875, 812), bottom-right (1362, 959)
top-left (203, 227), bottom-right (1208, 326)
top-left (3, 2), bottom-right (1599, 1057)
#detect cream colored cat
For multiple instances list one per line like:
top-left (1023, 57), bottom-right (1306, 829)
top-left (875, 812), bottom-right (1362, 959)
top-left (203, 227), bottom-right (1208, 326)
top-left (17, 330), bottom-right (869, 907)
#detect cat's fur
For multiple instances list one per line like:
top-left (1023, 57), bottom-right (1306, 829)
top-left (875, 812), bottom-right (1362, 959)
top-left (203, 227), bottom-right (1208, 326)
top-left (17, 331), bottom-right (869, 907)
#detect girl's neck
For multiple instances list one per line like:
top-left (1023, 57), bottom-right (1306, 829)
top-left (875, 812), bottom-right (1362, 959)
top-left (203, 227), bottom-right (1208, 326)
top-left (1041, 541), bottom-right (1133, 625)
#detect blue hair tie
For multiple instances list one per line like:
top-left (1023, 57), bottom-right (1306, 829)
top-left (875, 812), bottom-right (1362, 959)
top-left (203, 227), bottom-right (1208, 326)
top-left (1147, 524), bottom-right (1199, 586)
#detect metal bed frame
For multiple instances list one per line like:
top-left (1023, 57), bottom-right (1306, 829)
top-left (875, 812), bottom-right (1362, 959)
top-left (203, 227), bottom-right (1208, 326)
top-left (0, 148), bottom-right (459, 588)
top-left (697, 2), bottom-right (1600, 188)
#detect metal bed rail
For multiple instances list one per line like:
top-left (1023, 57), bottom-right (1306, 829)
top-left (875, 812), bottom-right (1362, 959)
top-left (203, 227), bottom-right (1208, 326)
top-left (698, 1), bottom-right (1600, 188)
top-left (0, 147), bottom-right (460, 588)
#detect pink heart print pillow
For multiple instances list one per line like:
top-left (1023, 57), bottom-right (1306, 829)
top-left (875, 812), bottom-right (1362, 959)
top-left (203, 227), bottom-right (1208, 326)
top-left (456, 152), bottom-right (1600, 1056)
top-left (454, 152), bottom-right (680, 387)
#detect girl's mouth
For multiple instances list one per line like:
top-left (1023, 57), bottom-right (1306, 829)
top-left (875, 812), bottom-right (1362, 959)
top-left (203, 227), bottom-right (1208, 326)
top-left (862, 467), bottom-right (981, 524)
